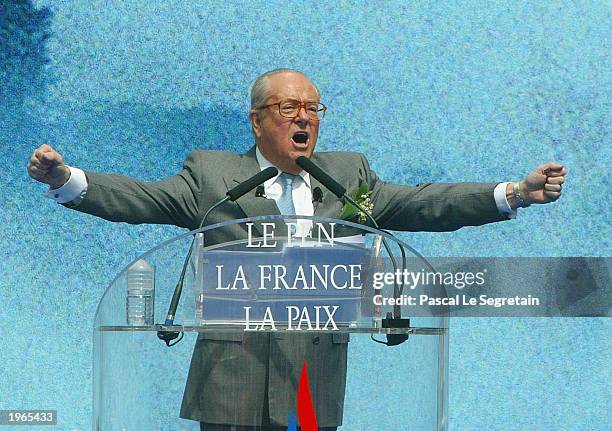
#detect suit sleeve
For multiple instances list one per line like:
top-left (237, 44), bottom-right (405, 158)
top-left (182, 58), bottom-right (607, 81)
top-left (361, 155), bottom-right (509, 232)
top-left (65, 151), bottom-right (203, 229)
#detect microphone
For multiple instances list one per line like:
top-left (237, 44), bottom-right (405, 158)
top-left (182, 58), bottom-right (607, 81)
top-left (227, 167), bottom-right (278, 201)
top-left (295, 156), bottom-right (409, 346)
top-left (312, 187), bottom-right (323, 203)
top-left (297, 156), bottom-right (377, 228)
top-left (296, 157), bottom-right (346, 198)
top-left (157, 166), bottom-right (278, 346)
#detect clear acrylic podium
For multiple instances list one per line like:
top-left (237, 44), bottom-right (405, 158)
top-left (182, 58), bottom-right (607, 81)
top-left (93, 216), bottom-right (449, 430)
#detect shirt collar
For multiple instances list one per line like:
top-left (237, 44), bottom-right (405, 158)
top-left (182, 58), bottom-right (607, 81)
top-left (255, 146), bottom-right (311, 187)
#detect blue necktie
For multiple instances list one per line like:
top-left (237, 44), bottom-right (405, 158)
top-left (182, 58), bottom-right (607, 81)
top-left (276, 172), bottom-right (296, 215)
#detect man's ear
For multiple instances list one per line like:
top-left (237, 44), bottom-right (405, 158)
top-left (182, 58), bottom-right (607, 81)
top-left (249, 109), bottom-right (262, 139)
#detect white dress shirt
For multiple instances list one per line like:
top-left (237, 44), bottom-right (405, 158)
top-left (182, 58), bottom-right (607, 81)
top-left (255, 147), bottom-right (316, 236)
top-left (44, 152), bottom-right (517, 221)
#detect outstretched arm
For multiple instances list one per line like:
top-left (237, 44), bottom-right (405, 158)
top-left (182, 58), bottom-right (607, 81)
top-left (27, 144), bottom-right (203, 229)
top-left (361, 156), bottom-right (566, 232)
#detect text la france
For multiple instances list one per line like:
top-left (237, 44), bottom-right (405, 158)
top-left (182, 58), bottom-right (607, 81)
top-left (218, 222), bottom-right (362, 290)
top-left (216, 263), bottom-right (362, 290)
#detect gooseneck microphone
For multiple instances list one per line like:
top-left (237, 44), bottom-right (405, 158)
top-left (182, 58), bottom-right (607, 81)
top-left (296, 156), bottom-right (379, 229)
top-left (227, 167), bottom-right (278, 201)
top-left (158, 167), bottom-right (278, 346)
top-left (295, 157), bottom-right (347, 198)
top-left (295, 156), bottom-right (409, 346)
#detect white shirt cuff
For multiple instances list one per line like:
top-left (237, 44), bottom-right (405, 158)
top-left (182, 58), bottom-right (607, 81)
top-left (44, 166), bottom-right (88, 204)
top-left (494, 182), bottom-right (517, 219)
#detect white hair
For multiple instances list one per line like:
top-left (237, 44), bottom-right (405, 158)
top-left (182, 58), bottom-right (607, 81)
top-left (249, 68), bottom-right (320, 109)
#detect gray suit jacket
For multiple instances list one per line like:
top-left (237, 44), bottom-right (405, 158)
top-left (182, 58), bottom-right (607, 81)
top-left (71, 147), bottom-right (507, 427)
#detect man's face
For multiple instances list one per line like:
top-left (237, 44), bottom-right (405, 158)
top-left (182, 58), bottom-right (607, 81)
top-left (250, 72), bottom-right (320, 174)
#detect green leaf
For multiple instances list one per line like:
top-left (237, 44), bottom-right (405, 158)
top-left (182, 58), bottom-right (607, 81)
top-left (340, 201), bottom-right (359, 220)
top-left (357, 180), bottom-right (369, 197)
top-left (341, 181), bottom-right (371, 220)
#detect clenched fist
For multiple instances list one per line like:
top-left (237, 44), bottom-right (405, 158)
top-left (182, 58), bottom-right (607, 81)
top-left (509, 162), bottom-right (567, 209)
top-left (523, 162), bottom-right (566, 204)
top-left (27, 144), bottom-right (71, 189)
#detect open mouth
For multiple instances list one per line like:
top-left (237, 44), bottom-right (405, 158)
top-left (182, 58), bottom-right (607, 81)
top-left (292, 131), bottom-right (309, 145)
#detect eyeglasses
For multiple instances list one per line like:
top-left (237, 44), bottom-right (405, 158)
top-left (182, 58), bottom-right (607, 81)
top-left (258, 99), bottom-right (327, 121)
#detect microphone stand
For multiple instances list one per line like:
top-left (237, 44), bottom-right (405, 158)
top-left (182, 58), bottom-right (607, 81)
top-left (295, 156), bottom-right (410, 346)
top-left (341, 194), bottom-right (410, 346)
top-left (157, 197), bottom-right (229, 346)
top-left (157, 167), bottom-right (278, 347)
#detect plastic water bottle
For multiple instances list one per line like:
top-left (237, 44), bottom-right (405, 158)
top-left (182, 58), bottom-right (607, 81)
top-left (126, 259), bottom-right (155, 326)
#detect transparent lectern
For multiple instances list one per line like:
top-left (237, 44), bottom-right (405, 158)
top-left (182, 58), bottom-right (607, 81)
top-left (93, 216), bottom-right (449, 430)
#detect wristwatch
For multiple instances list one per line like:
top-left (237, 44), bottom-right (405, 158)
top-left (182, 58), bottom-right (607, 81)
top-left (513, 181), bottom-right (530, 208)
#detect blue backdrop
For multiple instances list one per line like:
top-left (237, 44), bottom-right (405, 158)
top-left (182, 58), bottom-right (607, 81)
top-left (1, 1), bottom-right (610, 430)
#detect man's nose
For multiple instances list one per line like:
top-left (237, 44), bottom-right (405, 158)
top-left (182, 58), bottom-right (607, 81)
top-left (295, 106), bottom-right (309, 126)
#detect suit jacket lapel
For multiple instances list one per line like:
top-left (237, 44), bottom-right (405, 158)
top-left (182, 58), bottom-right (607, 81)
top-left (310, 153), bottom-right (344, 219)
top-left (221, 147), bottom-right (281, 238)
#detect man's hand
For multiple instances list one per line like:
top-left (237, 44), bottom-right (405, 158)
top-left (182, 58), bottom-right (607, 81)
top-left (27, 144), bottom-right (71, 189)
top-left (507, 162), bottom-right (567, 209)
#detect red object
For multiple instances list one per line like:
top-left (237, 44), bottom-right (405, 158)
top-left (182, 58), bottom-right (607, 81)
top-left (297, 360), bottom-right (318, 431)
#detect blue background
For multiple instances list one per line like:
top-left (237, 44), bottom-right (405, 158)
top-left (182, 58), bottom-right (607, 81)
top-left (1, 0), bottom-right (610, 429)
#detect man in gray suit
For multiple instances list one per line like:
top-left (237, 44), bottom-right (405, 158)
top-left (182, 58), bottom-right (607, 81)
top-left (28, 69), bottom-right (566, 430)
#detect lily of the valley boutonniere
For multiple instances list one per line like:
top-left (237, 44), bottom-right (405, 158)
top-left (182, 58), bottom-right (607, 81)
top-left (340, 180), bottom-right (373, 222)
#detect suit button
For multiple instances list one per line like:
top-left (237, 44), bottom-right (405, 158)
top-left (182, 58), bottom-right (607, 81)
top-left (312, 336), bottom-right (320, 345)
